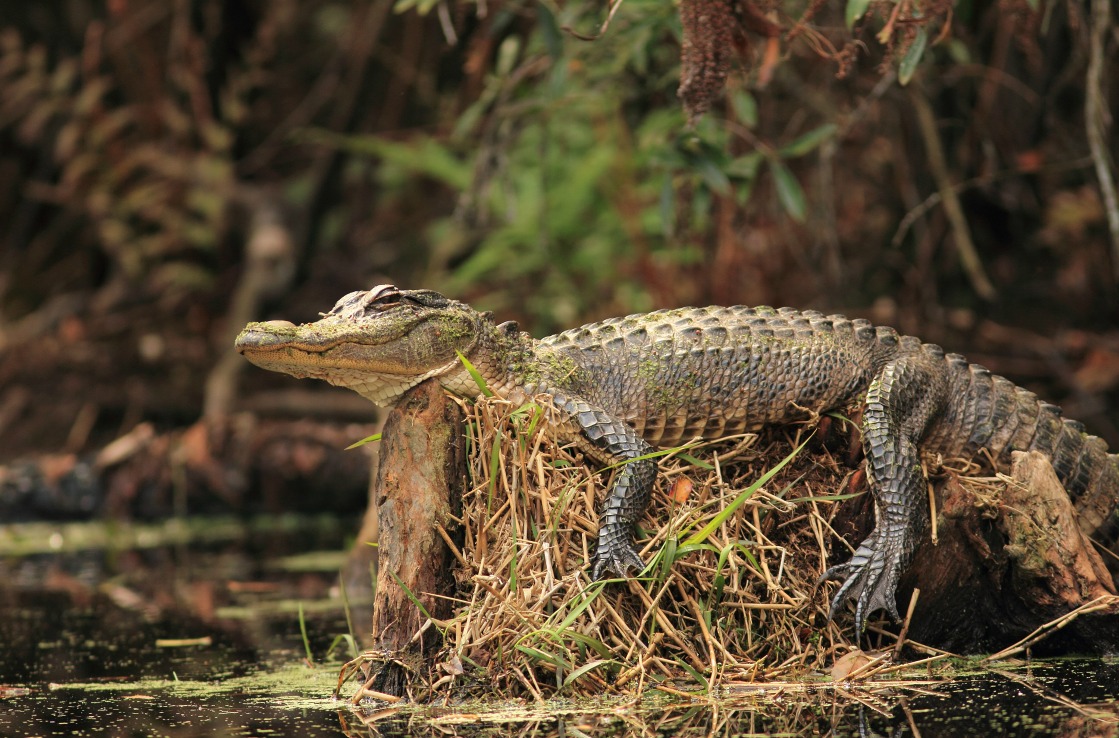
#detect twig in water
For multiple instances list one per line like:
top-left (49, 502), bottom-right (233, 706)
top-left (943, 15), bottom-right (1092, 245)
top-left (983, 594), bottom-right (1119, 662)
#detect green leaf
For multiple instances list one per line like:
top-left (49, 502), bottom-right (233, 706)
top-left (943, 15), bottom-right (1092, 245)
top-left (693, 154), bottom-right (731, 195)
top-left (769, 159), bottom-right (807, 222)
top-left (729, 89), bottom-right (758, 128)
top-left (778, 124), bottom-right (838, 158)
top-left (521, 403), bottom-right (544, 440)
top-left (526, 583), bottom-right (609, 645)
top-left (298, 603), bottom-right (313, 664)
top-left (488, 433), bottom-right (502, 509)
top-left (394, 0), bottom-right (439, 14)
top-left (658, 537), bottom-right (678, 582)
top-left (825, 410), bottom-right (855, 426)
top-left (898, 27), bottom-right (928, 86)
top-left (725, 152), bottom-right (762, 180)
top-left (388, 570), bottom-right (434, 621)
top-left (598, 440), bottom-right (703, 472)
top-left (536, 2), bottom-right (563, 60)
top-left (946, 39), bottom-right (971, 65)
top-left (295, 129), bottom-right (470, 190)
top-left (562, 631), bottom-right (613, 660)
top-left (845, 0), bottom-right (872, 29)
top-left (495, 37), bottom-right (521, 78)
top-left (345, 432), bottom-right (382, 450)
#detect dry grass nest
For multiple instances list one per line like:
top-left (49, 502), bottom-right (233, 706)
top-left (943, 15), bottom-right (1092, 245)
top-left (345, 396), bottom-right (999, 701)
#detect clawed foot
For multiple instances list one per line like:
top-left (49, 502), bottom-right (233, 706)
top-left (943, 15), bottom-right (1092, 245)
top-left (591, 528), bottom-right (647, 580)
top-left (819, 529), bottom-right (905, 632)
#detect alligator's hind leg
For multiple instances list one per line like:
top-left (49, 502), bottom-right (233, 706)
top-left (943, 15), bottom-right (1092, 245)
top-left (823, 354), bottom-right (948, 631)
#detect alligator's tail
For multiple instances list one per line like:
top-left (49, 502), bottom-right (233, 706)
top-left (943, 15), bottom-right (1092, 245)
top-left (925, 350), bottom-right (1119, 565)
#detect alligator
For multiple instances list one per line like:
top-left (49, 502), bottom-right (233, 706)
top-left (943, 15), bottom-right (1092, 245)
top-left (235, 285), bottom-right (1119, 630)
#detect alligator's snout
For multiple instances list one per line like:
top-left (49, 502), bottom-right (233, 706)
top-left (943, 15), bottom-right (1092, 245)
top-left (235, 320), bottom-right (298, 352)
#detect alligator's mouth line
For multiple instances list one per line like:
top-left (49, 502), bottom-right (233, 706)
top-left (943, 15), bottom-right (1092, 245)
top-left (238, 339), bottom-right (373, 355)
top-left (238, 341), bottom-right (422, 379)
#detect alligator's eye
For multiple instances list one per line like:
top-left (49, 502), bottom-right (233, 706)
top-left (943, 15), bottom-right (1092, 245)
top-left (406, 289), bottom-right (453, 308)
top-left (361, 284), bottom-right (404, 310)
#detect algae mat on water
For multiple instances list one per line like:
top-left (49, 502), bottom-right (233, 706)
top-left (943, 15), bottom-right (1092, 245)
top-left (3, 659), bottom-right (1118, 737)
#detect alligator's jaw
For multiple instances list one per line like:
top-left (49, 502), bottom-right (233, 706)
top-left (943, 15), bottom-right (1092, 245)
top-left (235, 313), bottom-right (470, 406)
top-left (238, 329), bottom-right (466, 406)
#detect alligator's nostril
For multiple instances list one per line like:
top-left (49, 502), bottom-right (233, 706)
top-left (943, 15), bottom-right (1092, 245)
top-left (234, 321), bottom-right (298, 351)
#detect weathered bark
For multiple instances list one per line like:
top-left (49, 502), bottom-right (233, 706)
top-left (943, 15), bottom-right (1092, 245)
top-left (365, 380), bottom-right (464, 696)
top-left (898, 451), bottom-right (1118, 653)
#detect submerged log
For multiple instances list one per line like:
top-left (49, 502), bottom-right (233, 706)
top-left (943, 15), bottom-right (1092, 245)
top-left (362, 380), bottom-right (465, 697)
top-left (0, 416), bottom-right (376, 520)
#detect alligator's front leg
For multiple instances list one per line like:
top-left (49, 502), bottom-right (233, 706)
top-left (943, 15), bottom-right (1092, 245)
top-left (550, 391), bottom-right (658, 579)
top-left (823, 355), bottom-right (947, 631)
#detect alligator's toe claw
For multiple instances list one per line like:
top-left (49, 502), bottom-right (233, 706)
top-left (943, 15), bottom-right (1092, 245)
top-left (591, 540), bottom-right (647, 580)
top-left (822, 531), bottom-right (904, 632)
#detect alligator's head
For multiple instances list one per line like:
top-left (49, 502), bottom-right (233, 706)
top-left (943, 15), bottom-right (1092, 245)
top-left (235, 284), bottom-right (493, 406)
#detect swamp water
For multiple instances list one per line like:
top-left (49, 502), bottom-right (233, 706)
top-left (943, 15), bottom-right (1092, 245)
top-left (0, 516), bottom-right (1116, 737)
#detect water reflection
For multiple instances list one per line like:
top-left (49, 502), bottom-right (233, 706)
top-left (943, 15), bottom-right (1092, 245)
top-left (0, 516), bottom-right (1116, 738)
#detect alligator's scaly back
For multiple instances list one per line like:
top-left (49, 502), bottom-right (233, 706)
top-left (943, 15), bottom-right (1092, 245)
top-left (538, 305), bottom-right (898, 447)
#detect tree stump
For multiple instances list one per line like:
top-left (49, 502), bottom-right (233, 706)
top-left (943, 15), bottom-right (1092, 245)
top-left (899, 451), bottom-right (1119, 653)
top-left (363, 380), bottom-right (465, 696)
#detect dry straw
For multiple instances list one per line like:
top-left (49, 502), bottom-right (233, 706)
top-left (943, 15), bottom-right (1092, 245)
top-left (384, 395), bottom-right (894, 699)
top-left (341, 395), bottom-right (1119, 705)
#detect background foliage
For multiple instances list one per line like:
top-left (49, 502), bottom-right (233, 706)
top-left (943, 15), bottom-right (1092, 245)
top-left (0, 0), bottom-right (1117, 452)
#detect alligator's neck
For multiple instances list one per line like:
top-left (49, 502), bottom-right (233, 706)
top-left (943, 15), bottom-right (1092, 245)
top-left (438, 321), bottom-right (540, 405)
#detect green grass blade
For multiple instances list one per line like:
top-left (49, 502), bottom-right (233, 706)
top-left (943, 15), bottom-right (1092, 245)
top-left (683, 436), bottom-right (809, 547)
top-left (898, 27), bottom-right (929, 85)
top-left (678, 452), bottom-right (714, 470)
top-left (325, 633), bottom-right (359, 661)
top-left (388, 570), bottom-right (433, 621)
top-left (456, 350), bottom-right (493, 397)
top-left (345, 432), bottom-right (381, 450)
top-left (676, 658), bottom-right (709, 693)
top-left (298, 603), bottom-right (313, 665)
top-left (845, 0), bottom-right (871, 28)
top-left (561, 659), bottom-right (613, 690)
top-left (657, 536), bottom-right (679, 582)
top-left (562, 632), bottom-right (613, 660)
top-left (339, 572), bottom-right (357, 652)
top-left (552, 581), bottom-right (608, 632)
top-left (516, 645), bottom-right (571, 670)
top-left (488, 434), bottom-right (502, 511)
top-left (598, 440), bottom-right (703, 472)
top-left (524, 403), bottom-right (543, 440)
